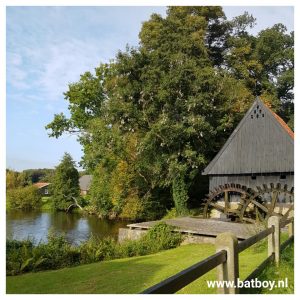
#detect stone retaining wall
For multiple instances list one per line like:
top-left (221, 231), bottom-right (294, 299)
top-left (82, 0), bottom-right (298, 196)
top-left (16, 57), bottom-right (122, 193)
top-left (118, 227), bottom-right (216, 244)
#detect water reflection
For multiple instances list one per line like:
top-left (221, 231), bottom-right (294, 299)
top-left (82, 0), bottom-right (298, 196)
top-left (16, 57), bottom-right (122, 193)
top-left (6, 211), bottom-right (129, 244)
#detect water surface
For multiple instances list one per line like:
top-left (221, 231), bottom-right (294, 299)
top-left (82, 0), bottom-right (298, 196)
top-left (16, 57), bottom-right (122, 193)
top-left (6, 210), bottom-right (129, 244)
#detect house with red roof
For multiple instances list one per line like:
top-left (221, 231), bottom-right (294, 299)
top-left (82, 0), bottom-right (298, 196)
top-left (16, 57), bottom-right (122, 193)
top-left (33, 182), bottom-right (51, 196)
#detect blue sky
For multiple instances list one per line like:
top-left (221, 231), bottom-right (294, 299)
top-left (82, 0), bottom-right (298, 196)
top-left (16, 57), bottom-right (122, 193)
top-left (6, 6), bottom-right (294, 171)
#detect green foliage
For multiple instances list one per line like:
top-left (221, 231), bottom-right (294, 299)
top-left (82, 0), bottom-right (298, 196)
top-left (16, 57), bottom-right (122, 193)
top-left (22, 168), bottom-right (54, 184)
top-left (7, 186), bottom-right (42, 210)
top-left (41, 197), bottom-right (54, 211)
top-left (46, 7), bottom-right (294, 219)
top-left (88, 165), bottom-right (113, 218)
top-left (162, 207), bottom-right (178, 219)
top-left (143, 222), bottom-right (182, 250)
top-left (51, 153), bottom-right (80, 211)
top-left (172, 175), bottom-right (189, 215)
top-left (6, 231), bottom-right (80, 275)
top-left (6, 169), bottom-right (27, 190)
top-left (6, 223), bottom-right (181, 275)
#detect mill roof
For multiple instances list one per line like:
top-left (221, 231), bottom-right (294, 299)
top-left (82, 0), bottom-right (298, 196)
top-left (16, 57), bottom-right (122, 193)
top-left (202, 98), bottom-right (294, 175)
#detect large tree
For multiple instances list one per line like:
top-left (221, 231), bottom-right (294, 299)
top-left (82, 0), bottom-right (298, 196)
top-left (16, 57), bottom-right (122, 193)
top-left (51, 153), bottom-right (80, 211)
top-left (46, 7), bottom-right (294, 219)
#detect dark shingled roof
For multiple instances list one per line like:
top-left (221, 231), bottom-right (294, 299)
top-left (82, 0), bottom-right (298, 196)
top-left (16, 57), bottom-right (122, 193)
top-left (202, 98), bottom-right (294, 175)
top-left (79, 175), bottom-right (92, 191)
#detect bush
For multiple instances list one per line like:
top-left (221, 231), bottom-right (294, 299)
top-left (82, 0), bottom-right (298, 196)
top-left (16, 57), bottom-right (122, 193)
top-left (6, 239), bottom-right (34, 275)
top-left (6, 223), bottom-right (182, 276)
top-left (163, 207), bottom-right (178, 219)
top-left (79, 236), bottom-right (117, 263)
top-left (7, 186), bottom-right (42, 210)
top-left (143, 222), bottom-right (182, 250)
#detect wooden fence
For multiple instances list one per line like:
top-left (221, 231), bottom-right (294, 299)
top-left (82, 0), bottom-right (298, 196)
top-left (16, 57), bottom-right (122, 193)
top-left (141, 215), bottom-right (294, 294)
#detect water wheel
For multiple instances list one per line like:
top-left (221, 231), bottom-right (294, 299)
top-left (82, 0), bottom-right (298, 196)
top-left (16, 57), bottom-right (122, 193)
top-left (239, 183), bottom-right (294, 224)
top-left (203, 183), bottom-right (254, 221)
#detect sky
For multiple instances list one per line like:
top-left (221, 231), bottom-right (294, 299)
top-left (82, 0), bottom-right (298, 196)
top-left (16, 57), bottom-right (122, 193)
top-left (6, 6), bottom-right (294, 171)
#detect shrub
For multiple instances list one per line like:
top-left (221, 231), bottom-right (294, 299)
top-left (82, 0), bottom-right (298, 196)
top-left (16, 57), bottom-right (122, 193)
top-left (163, 207), bottom-right (178, 219)
top-left (79, 236), bottom-right (117, 263)
top-left (31, 230), bottom-right (80, 270)
top-left (142, 222), bottom-right (182, 250)
top-left (7, 186), bottom-right (42, 210)
top-left (6, 239), bottom-right (34, 275)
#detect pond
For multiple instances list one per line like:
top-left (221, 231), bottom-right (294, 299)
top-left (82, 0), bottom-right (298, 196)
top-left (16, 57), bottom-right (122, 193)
top-left (6, 210), bottom-right (129, 245)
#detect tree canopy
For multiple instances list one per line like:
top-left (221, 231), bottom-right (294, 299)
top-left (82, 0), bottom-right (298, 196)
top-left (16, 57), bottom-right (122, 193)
top-left (46, 7), bottom-right (294, 220)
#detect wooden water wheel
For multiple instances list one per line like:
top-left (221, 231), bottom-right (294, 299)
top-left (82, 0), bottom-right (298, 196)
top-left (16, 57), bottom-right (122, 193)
top-left (203, 183), bottom-right (254, 220)
top-left (239, 183), bottom-right (294, 224)
top-left (203, 183), bottom-right (294, 223)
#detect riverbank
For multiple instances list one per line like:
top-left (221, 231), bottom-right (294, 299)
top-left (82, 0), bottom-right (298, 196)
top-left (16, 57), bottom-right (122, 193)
top-left (7, 241), bottom-right (286, 294)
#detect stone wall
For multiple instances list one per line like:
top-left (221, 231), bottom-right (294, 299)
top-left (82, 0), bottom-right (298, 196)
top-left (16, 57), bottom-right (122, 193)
top-left (118, 227), bottom-right (217, 244)
top-left (118, 228), bottom-right (147, 242)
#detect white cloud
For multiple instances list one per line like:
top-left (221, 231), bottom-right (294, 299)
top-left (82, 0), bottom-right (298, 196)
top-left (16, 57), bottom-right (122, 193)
top-left (7, 35), bottom-right (121, 105)
top-left (7, 52), bottom-right (30, 89)
top-left (36, 39), bottom-right (104, 101)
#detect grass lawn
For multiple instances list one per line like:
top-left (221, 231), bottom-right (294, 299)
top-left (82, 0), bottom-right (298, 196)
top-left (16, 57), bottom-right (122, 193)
top-left (41, 196), bottom-right (53, 211)
top-left (7, 240), bottom-right (274, 294)
top-left (241, 242), bottom-right (294, 294)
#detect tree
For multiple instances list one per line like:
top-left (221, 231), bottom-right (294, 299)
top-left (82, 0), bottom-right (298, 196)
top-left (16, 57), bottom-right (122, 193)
top-left (7, 186), bottom-right (42, 210)
top-left (22, 168), bottom-right (55, 184)
top-left (6, 169), bottom-right (27, 190)
top-left (46, 7), bottom-right (294, 219)
top-left (51, 153), bottom-right (80, 211)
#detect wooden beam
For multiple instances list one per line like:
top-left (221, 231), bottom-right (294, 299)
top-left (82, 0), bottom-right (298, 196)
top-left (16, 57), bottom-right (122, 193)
top-left (238, 227), bottom-right (274, 253)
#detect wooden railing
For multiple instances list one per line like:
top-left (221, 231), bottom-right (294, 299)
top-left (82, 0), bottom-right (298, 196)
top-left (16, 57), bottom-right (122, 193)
top-left (141, 216), bottom-right (294, 294)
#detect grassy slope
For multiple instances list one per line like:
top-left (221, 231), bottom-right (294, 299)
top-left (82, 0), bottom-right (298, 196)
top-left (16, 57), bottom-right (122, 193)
top-left (7, 241), bottom-right (271, 294)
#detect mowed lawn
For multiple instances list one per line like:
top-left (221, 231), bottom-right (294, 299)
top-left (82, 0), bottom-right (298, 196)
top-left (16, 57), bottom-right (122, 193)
top-left (7, 242), bottom-right (269, 294)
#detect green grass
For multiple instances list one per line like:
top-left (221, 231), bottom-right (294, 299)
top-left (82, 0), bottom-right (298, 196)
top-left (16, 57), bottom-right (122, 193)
top-left (242, 242), bottom-right (294, 294)
top-left (41, 197), bottom-right (54, 211)
top-left (7, 240), bottom-right (272, 294)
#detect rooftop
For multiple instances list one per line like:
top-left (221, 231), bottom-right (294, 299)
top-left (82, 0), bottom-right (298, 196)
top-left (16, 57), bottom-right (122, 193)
top-left (33, 182), bottom-right (51, 189)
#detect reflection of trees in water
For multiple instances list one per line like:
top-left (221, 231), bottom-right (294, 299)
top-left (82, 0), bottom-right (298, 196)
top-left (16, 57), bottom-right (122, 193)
top-left (85, 217), bottom-right (129, 239)
top-left (6, 210), bottom-right (41, 220)
top-left (50, 211), bottom-right (81, 232)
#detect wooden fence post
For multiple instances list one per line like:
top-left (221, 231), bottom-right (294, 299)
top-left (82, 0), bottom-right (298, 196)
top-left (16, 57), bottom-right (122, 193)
top-left (288, 219), bottom-right (294, 237)
top-left (268, 216), bottom-right (281, 264)
top-left (215, 232), bottom-right (239, 294)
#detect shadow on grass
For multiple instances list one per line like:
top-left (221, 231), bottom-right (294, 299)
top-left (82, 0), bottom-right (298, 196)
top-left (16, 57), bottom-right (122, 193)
top-left (241, 242), bottom-right (294, 294)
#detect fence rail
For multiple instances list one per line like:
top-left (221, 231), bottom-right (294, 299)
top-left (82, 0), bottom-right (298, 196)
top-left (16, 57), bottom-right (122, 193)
top-left (280, 235), bottom-right (294, 252)
top-left (237, 226), bottom-right (274, 253)
top-left (141, 216), bottom-right (294, 294)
